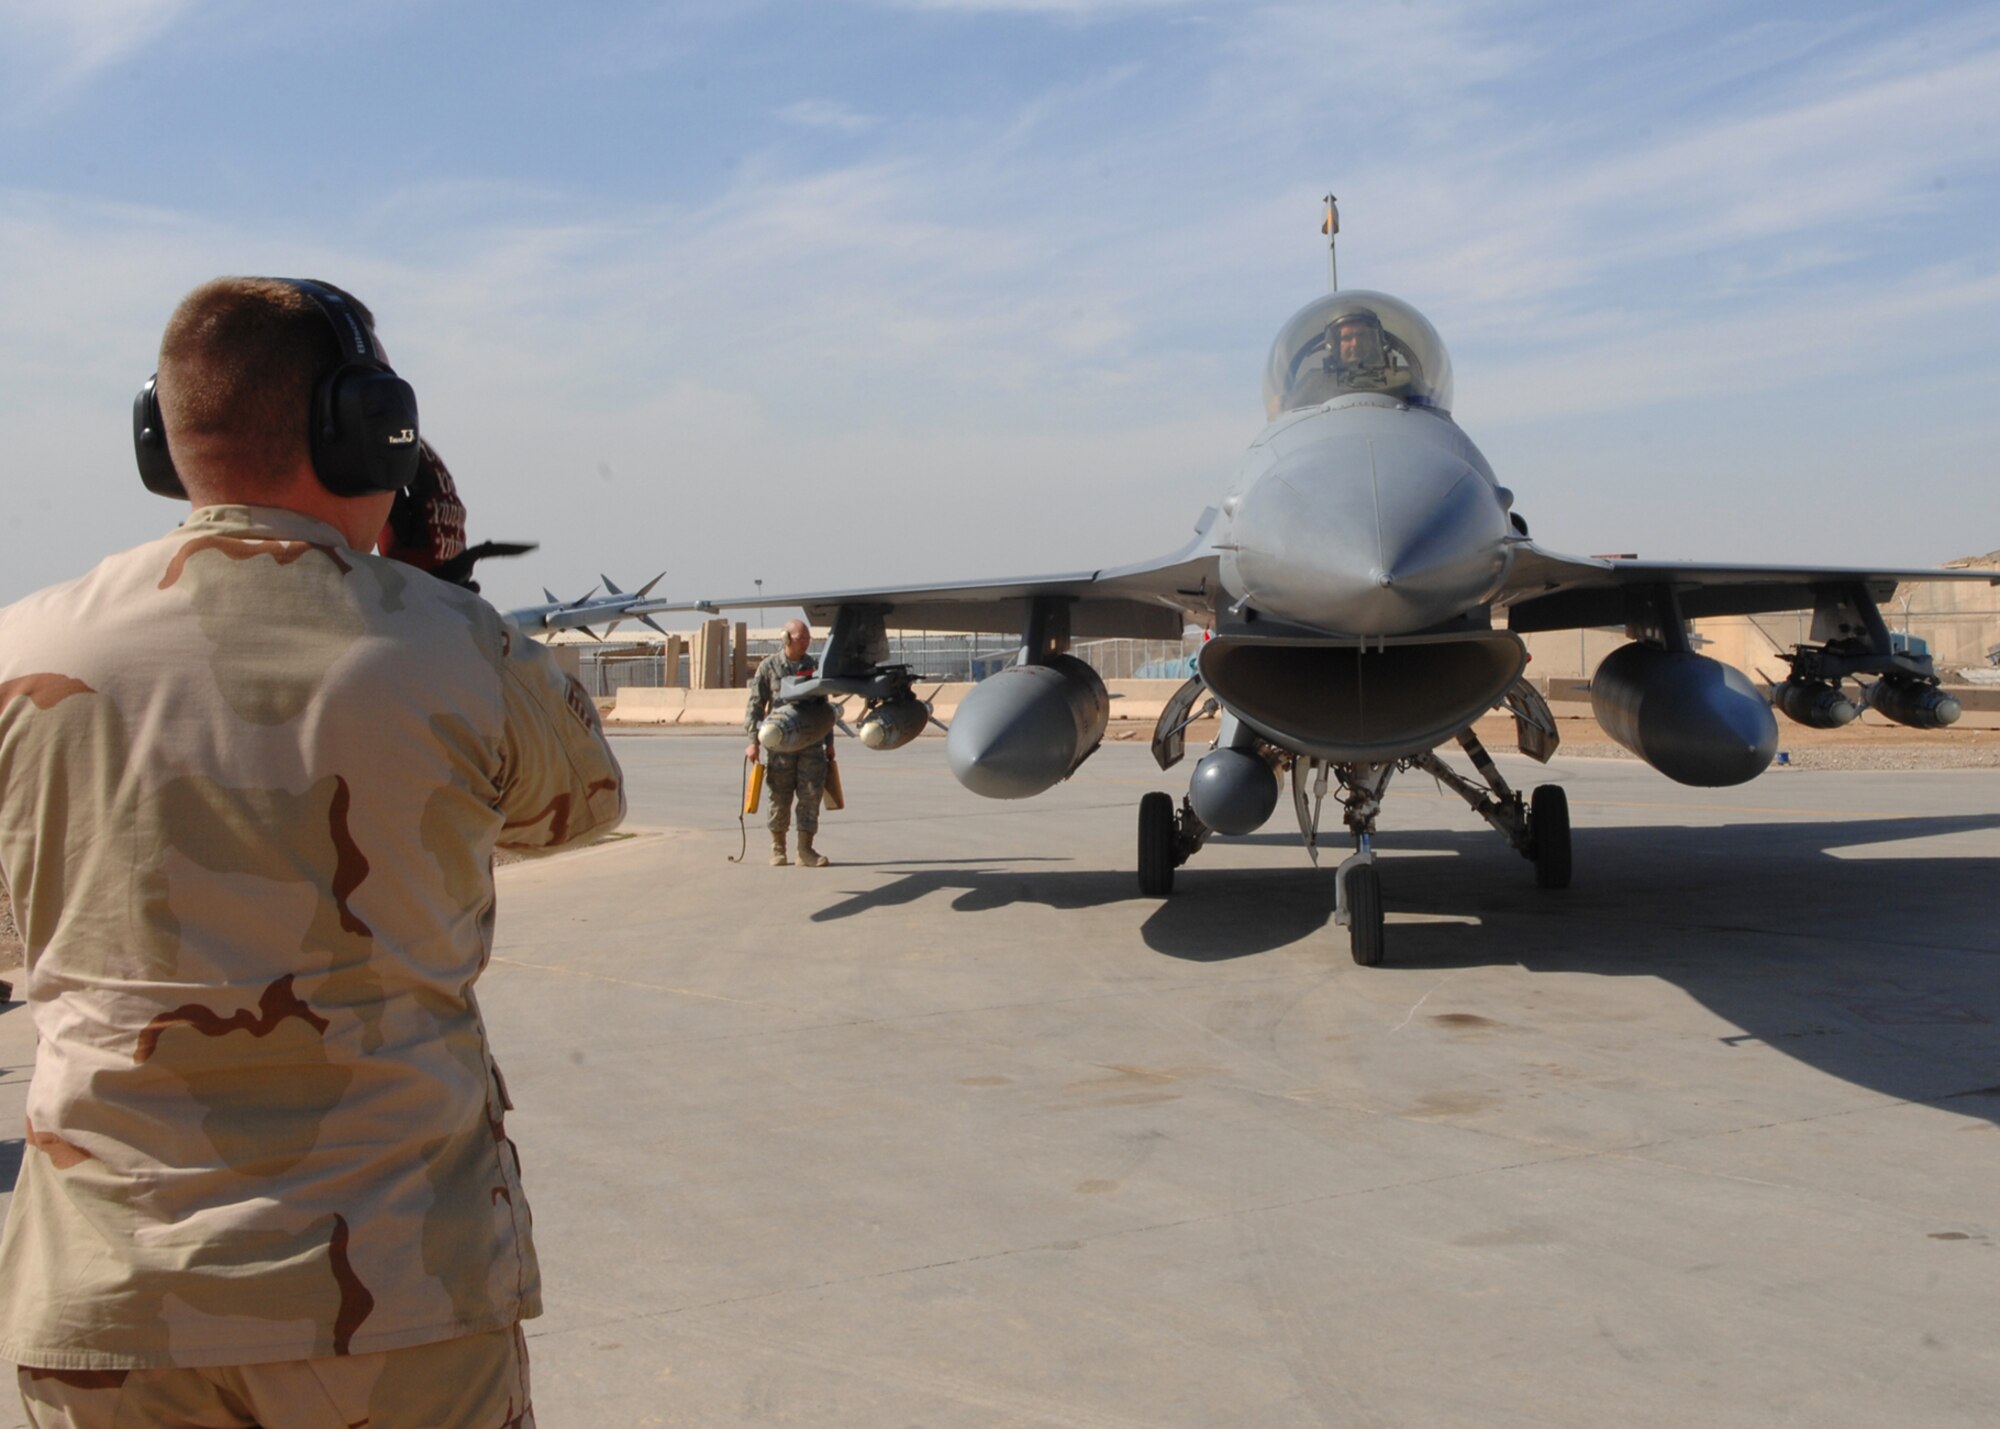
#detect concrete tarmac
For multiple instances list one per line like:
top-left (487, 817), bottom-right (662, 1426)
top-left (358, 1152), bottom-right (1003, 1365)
top-left (2, 731), bottom-right (1997, 1426)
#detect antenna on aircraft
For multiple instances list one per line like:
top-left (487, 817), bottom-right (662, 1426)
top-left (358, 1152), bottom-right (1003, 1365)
top-left (1322, 193), bottom-right (1340, 291)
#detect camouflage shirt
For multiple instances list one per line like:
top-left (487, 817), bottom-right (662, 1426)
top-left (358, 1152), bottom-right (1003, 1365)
top-left (744, 651), bottom-right (817, 736)
top-left (0, 505), bottom-right (625, 1370)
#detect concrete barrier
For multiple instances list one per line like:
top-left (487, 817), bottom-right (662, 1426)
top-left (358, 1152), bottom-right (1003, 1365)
top-left (1103, 679), bottom-right (1183, 723)
top-left (607, 688), bottom-right (685, 724)
top-left (679, 690), bottom-right (748, 726)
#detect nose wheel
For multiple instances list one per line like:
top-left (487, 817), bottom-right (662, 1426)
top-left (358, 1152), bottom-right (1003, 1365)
top-left (1342, 860), bottom-right (1384, 965)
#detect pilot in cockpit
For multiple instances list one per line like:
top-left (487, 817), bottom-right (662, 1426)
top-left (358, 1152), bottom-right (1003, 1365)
top-left (1325, 311), bottom-right (1411, 396)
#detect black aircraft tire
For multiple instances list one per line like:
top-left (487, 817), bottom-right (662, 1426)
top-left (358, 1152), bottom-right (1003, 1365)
top-left (1138, 791), bottom-right (1176, 897)
top-left (1531, 784), bottom-right (1572, 890)
top-left (1346, 863), bottom-right (1385, 966)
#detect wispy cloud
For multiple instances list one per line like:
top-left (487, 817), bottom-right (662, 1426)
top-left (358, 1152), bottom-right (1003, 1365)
top-left (778, 98), bottom-right (879, 132)
top-left (3, 0), bottom-right (1998, 600)
top-left (878, 0), bottom-right (1191, 13)
top-left (1465, 265), bottom-right (2000, 427)
top-left (0, 0), bottom-right (198, 111)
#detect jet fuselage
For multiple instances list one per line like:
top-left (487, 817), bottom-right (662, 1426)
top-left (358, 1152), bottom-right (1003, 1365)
top-left (1216, 393), bottom-right (1516, 638)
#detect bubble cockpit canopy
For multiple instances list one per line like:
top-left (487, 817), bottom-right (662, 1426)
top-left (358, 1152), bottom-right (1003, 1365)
top-left (1262, 289), bottom-right (1454, 419)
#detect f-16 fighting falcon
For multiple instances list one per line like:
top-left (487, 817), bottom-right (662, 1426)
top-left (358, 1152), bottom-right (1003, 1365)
top-left (520, 200), bottom-right (1998, 964)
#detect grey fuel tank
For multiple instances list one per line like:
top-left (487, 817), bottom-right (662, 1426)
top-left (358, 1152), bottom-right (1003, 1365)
top-left (1590, 642), bottom-right (1777, 787)
top-left (946, 655), bottom-right (1108, 799)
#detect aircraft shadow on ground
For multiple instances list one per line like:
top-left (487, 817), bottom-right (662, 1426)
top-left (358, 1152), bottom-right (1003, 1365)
top-left (813, 811), bottom-right (2000, 1123)
top-left (813, 865), bottom-right (1335, 961)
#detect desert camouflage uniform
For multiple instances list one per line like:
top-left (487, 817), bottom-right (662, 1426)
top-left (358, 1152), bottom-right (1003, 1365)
top-left (0, 505), bottom-right (625, 1382)
top-left (17, 1324), bottom-right (531, 1428)
top-left (745, 652), bottom-right (828, 837)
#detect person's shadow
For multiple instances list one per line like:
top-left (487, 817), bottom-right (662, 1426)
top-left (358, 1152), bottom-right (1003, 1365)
top-left (811, 810), bottom-right (2000, 1124)
top-left (0, 1139), bottom-right (20, 1195)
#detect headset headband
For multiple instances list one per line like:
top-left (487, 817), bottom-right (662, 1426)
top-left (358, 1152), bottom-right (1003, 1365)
top-left (286, 278), bottom-right (386, 368)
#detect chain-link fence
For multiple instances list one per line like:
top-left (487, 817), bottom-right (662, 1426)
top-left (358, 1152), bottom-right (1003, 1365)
top-left (577, 650), bottom-right (679, 698)
top-left (1067, 637), bottom-right (1204, 680)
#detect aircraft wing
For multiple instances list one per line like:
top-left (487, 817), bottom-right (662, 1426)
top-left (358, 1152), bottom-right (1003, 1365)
top-left (668, 513), bottom-right (1224, 640)
top-left (1499, 542), bottom-right (1999, 632)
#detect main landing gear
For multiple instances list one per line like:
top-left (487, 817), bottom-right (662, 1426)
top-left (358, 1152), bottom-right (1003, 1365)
top-left (1137, 790), bottom-right (1208, 897)
top-left (1408, 728), bottom-right (1571, 894)
top-left (1136, 726), bottom-right (1571, 966)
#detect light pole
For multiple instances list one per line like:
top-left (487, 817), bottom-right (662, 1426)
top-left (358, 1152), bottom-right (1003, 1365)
top-left (755, 579), bottom-right (765, 638)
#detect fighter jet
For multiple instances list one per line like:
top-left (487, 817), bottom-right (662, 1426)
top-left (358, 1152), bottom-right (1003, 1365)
top-left (592, 218), bottom-right (1998, 963)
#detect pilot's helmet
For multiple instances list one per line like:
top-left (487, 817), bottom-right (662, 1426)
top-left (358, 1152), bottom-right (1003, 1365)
top-left (1328, 312), bottom-right (1388, 375)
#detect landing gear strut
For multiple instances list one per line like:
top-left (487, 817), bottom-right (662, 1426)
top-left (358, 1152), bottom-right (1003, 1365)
top-left (1291, 758), bottom-right (1393, 964)
top-left (1408, 729), bottom-right (1571, 890)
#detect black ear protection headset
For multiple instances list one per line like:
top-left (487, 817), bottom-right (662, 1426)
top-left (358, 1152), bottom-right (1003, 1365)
top-left (133, 278), bottom-right (422, 500)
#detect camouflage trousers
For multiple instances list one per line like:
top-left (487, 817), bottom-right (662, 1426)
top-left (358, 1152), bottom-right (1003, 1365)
top-left (16, 1324), bottom-right (532, 1428)
top-left (765, 745), bottom-right (829, 837)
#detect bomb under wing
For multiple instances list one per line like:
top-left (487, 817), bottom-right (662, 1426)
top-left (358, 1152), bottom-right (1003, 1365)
top-left (587, 213), bottom-right (1998, 967)
top-left (759, 698), bottom-right (838, 754)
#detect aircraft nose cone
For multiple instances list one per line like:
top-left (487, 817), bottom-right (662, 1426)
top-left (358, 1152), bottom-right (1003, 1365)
top-left (1228, 429), bottom-right (1511, 635)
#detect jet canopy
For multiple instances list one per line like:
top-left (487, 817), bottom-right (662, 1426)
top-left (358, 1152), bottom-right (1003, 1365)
top-left (1263, 289), bottom-right (1454, 418)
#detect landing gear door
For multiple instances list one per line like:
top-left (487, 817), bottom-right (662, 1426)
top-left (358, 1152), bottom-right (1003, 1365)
top-left (1504, 678), bottom-right (1560, 764)
top-left (1150, 674), bottom-right (1210, 771)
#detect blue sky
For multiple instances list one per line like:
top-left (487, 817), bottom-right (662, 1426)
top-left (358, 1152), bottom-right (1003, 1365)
top-left (2, 0), bottom-right (1996, 612)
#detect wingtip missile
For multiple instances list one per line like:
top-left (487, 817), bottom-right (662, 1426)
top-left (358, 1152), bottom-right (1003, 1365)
top-left (505, 575), bottom-right (677, 638)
